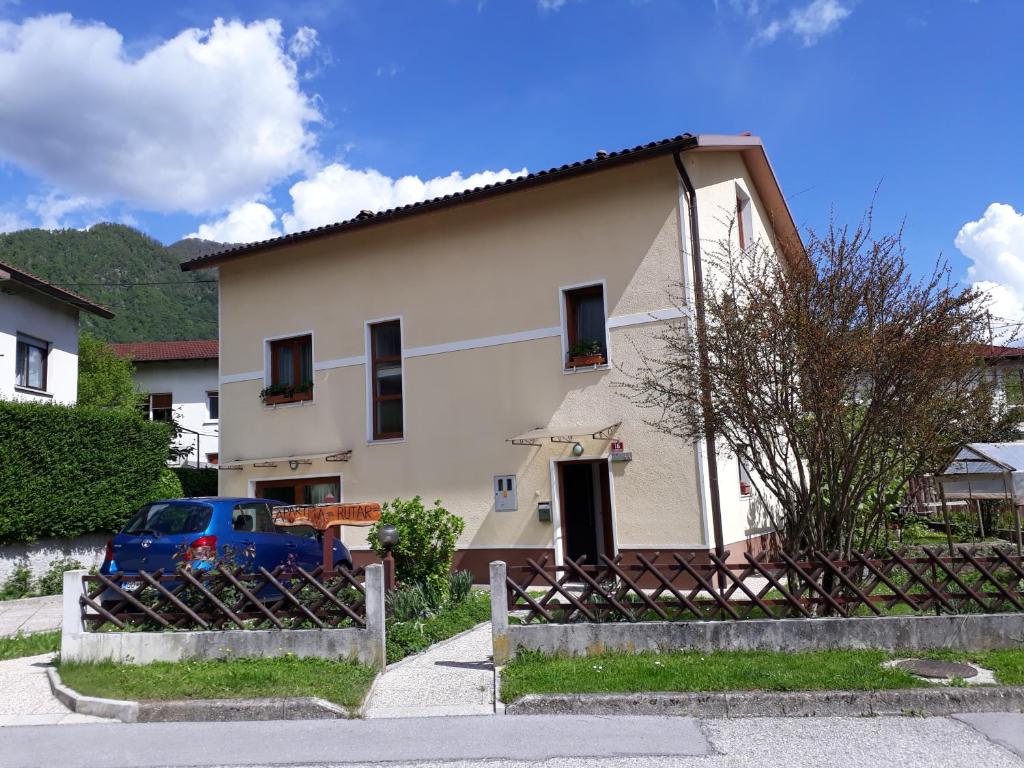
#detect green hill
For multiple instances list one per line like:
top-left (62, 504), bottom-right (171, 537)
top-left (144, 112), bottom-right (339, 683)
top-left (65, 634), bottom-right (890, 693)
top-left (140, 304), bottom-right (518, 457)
top-left (0, 224), bottom-right (226, 342)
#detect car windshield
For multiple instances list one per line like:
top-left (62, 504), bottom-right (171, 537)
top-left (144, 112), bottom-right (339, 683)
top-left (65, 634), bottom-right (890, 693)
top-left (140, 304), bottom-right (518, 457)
top-left (122, 502), bottom-right (212, 536)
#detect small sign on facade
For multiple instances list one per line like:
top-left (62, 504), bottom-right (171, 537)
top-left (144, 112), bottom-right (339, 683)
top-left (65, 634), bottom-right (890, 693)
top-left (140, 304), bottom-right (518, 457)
top-left (610, 439), bottom-right (625, 454)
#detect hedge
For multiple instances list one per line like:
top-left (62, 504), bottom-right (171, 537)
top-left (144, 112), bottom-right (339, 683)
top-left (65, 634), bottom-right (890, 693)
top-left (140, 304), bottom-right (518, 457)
top-left (171, 467), bottom-right (219, 497)
top-left (0, 401), bottom-right (173, 544)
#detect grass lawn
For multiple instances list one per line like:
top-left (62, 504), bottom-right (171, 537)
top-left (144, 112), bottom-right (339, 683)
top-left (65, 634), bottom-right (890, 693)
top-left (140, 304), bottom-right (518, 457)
top-left (499, 648), bottom-right (1024, 702)
top-left (58, 656), bottom-right (376, 712)
top-left (386, 589), bottom-right (491, 664)
top-left (0, 631), bottom-right (60, 661)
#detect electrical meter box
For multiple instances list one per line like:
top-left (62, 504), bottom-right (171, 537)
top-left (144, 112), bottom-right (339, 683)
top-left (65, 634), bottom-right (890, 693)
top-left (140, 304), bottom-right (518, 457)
top-left (494, 475), bottom-right (518, 511)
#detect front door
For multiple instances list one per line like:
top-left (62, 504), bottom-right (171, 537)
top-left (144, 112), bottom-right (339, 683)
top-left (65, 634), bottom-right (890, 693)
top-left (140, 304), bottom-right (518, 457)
top-left (558, 460), bottom-right (614, 566)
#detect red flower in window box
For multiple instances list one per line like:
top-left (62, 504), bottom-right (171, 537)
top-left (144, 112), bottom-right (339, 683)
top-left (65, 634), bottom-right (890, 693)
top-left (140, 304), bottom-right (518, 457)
top-left (260, 381), bottom-right (313, 405)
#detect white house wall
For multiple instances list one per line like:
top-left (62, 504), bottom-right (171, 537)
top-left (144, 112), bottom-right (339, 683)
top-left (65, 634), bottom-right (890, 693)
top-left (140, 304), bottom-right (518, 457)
top-left (0, 288), bottom-right (80, 404)
top-left (132, 360), bottom-right (219, 465)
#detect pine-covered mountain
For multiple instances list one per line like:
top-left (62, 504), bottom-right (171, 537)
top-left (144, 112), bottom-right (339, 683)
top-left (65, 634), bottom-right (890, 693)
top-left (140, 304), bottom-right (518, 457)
top-left (0, 223), bottom-right (227, 342)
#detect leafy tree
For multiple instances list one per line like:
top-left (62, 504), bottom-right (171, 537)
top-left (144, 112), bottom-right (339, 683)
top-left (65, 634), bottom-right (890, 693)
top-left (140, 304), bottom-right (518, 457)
top-left (77, 332), bottom-right (139, 409)
top-left (623, 209), bottom-right (1015, 556)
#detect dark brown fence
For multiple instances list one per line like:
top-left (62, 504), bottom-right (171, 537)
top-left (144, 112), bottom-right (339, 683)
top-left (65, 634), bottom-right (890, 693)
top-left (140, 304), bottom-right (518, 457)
top-left (505, 546), bottom-right (1024, 624)
top-left (81, 564), bottom-right (366, 631)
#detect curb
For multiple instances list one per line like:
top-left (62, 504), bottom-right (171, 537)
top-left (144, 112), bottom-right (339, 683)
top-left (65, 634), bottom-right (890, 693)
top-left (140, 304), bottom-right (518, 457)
top-left (46, 666), bottom-right (351, 722)
top-left (504, 686), bottom-right (1024, 718)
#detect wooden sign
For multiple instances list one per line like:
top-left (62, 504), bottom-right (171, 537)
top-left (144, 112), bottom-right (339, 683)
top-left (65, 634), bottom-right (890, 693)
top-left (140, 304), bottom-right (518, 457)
top-left (273, 502), bottom-right (382, 529)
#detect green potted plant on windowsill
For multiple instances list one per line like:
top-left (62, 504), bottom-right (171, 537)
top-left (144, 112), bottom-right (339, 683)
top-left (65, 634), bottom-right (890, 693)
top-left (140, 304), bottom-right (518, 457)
top-left (566, 339), bottom-right (606, 368)
top-left (259, 380), bottom-right (314, 406)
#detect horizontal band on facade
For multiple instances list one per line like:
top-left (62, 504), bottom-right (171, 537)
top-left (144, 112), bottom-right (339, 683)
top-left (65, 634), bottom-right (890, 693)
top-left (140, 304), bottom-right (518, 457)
top-left (219, 308), bottom-right (683, 385)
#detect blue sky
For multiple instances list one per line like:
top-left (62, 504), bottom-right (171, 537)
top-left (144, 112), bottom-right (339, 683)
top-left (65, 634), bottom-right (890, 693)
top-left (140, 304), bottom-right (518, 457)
top-left (1, 0), bottom-right (1022, 331)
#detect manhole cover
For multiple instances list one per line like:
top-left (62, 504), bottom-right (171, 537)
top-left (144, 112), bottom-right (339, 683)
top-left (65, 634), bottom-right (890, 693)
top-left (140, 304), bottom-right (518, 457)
top-left (895, 659), bottom-right (978, 679)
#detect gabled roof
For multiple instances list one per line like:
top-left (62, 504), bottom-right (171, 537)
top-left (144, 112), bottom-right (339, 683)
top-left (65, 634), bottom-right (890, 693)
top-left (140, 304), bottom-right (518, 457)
top-left (0, 259), bottom-right (114, 318)
top-left (181, 132), bottom-right (802, 271)
top-left (980, 344), bottom-right (1024, 361)
top-left (111, 340), bottom-right (218, 362)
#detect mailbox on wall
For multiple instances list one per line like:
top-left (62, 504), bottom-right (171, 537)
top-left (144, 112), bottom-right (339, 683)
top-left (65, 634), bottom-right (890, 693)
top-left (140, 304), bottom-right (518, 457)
top-left (494, 474), bottom-right (518, 511)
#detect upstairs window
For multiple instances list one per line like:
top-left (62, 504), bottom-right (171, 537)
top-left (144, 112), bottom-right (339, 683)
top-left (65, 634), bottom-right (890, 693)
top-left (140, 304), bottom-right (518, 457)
top-left (370, 320), bottom-right (403, 440)
top-left (206, 390), bottom-right (219, 420)
top-left (563, 284), bottom-right (608, 369)
top-left (1004, 369), bottom-right (1024, 405)
top-left (147, 393), bottom-right (173, 422)
top-left (15, 335), bottom-right (48, 391)
top-left (265, 334), bottom-right (313, 404)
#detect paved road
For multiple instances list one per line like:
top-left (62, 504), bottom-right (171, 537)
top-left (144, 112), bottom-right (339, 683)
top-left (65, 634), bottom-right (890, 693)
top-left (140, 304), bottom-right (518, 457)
top-left (0, 713), bottom-right (1021, 767)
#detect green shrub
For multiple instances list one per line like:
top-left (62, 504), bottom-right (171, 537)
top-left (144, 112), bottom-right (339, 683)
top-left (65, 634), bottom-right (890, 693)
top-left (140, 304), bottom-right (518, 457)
top-left (171, 467), bottom-right (219, 497)
top-left (0, 561), bottom-right (34, 600)
top-left (148, 468), bottom-right (184, 502)
top-left (36, 558), bottom-right (86, 596)
top-left (0, 401), bottom-right (172, 544)
top-left (386, 591), bottom-right (491, 664)
top-left (368, 497), bottom-right (464, 594)
top-left (387, 583), bottom-right (431, 622)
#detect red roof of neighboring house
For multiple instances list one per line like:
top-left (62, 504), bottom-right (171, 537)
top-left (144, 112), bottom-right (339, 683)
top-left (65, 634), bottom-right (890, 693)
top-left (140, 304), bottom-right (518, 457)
top-left (0, 259), bottom-right (114, 318)
top-left (112, 340), bottom-right (219, 362)
top-left (979, 344), bottom-right (1024, 361)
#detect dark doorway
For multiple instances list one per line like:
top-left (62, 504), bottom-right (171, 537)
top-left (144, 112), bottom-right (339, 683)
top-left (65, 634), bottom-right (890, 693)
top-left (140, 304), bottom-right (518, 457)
top-left (558, 460), bottom-right (614, 565)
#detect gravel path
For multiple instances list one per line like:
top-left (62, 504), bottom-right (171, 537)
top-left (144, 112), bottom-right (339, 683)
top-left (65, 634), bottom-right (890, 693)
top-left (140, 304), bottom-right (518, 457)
top-left (0, 654), bottom-right (113, 727)
top-left (364, 623), bottom-right (495, 718)
top-left (0, 595), bottom-right (62, 637)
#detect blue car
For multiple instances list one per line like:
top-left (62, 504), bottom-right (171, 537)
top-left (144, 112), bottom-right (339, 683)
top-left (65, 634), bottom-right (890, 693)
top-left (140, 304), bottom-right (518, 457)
top-left (100, 497), bottom-right (353, 581)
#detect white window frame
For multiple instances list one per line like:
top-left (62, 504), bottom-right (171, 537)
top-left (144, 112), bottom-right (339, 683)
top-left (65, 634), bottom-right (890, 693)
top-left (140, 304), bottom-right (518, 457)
top-left (14, 333), bottom-right (49, 393)
top-left (262, 330), bottom-right (316, 409)
top-left (364, 315), bottom-right (407, 444)
top-left (735, 183), bottom-right (754, 253)
top-left (206, 390), bottom-right (220, 423)
top-left (558, 279), bottom-right (611, 375)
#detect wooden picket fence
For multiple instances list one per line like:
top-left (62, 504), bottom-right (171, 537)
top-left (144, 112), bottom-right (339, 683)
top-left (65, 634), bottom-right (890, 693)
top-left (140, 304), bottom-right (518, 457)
top-left (505, 546), bottom-right (1024, 624)
top-left (81, 564), bottom-right (366, 631)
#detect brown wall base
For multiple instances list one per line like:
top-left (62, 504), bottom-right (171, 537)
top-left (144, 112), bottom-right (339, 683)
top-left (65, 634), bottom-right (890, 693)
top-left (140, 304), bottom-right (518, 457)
top-left (350, 533), bottom-right (777, 586)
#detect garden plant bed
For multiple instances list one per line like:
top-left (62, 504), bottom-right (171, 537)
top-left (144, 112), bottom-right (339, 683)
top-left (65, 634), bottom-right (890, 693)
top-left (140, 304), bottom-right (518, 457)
top-left (57, 656), bottom-right (377, 716)
top-left (387, 589), bottom-right (491, 664)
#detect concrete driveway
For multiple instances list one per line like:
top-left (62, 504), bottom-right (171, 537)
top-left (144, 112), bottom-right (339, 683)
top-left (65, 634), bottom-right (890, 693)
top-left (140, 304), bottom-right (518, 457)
top-left (0, 595), bottom-right (61, 638)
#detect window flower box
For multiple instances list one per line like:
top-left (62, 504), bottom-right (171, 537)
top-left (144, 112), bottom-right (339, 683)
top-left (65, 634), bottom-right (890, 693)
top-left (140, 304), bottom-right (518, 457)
top-left (260, 382), bottom-right (313, 406)
top-left (566, 353), bottom-right (607, 368)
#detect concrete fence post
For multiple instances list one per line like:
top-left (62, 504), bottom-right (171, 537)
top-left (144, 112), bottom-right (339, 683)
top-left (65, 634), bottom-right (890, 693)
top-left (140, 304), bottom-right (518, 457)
top-left (490, 561), bottom-right (510, 666)
top-left (61, 569), bottom-right (88, 662)
top-left (364, 563), bottom-right (387, 670)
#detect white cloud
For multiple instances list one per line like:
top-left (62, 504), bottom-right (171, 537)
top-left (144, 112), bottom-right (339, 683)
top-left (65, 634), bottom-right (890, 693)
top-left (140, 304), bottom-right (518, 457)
top-left (288, 26), bottom-right (318, 59)
top-left (24, 192), bottom-right (96, 229)
top-left (538, 0), bottom-right (568, 10)
top-left (0, 210), bottom-right (29, 233)
top-left (186, 201), bottom-right (280, 244)
top-left (754, 0), bottom-right (852, 46)
top-left (956, 203), bottom-right (1024, 342)
top-left (280, 163), bottom-right (527, 234)
top-left (189, 163), bottom-right (528, 243)
top-left (0, 14), bottom-right (319, 214)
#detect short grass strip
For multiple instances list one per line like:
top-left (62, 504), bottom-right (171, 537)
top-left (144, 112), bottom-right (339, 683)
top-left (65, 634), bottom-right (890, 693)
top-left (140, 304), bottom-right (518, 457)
top-left (501, 650), bottom-right (923, 702)
top-left (0, 631), bottom-right (60, 661)
top-left (58, 656), bottom-right (376, 711)
top-left (386, 590), bottom-right (491, 664)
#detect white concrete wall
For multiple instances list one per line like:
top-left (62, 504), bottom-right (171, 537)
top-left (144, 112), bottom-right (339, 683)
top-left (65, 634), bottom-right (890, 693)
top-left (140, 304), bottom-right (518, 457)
top-left (0, 534), bottom-right (107, 582)
top-left (0, 287), bottom-right (80, 404)
top-left (132, 359), bottom-right (219, 465)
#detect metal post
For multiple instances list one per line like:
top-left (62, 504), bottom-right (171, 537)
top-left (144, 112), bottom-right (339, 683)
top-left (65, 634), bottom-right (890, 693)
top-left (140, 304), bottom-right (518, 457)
top-left (1016, 505), bottom-right (1023, 558)
top-left (383, 549), bottom-right (396, 593)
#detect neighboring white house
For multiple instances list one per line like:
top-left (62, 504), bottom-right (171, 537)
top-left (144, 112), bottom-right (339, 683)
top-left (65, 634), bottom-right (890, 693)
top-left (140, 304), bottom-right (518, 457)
top-left (112, 340), bottom-right (220, 466)
top-left (0, 259), bottom-right (113, 404)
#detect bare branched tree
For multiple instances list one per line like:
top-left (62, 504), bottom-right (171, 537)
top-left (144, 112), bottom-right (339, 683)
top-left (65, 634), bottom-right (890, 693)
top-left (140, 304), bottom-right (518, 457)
top-left (623, 210), bottom-right (1017, 556)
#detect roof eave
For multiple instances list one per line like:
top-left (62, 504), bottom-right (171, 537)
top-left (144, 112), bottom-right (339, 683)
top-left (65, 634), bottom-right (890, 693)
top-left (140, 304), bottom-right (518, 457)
top-left (0, 264), bottom-right (114, 318)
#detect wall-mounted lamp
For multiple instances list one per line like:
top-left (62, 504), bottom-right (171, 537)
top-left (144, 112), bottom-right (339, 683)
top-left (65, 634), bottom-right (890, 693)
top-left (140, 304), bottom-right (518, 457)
top-left (288, 460), bottom-right (299, 470)
top-left (571, 442), bottom-right (584, 457)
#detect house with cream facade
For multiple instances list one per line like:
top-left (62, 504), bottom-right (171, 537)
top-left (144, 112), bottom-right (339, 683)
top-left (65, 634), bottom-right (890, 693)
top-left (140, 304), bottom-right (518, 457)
top-left (1, 259), bottom-right (113, 405)
top-left (182, 133), bottom-right (801, 579)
